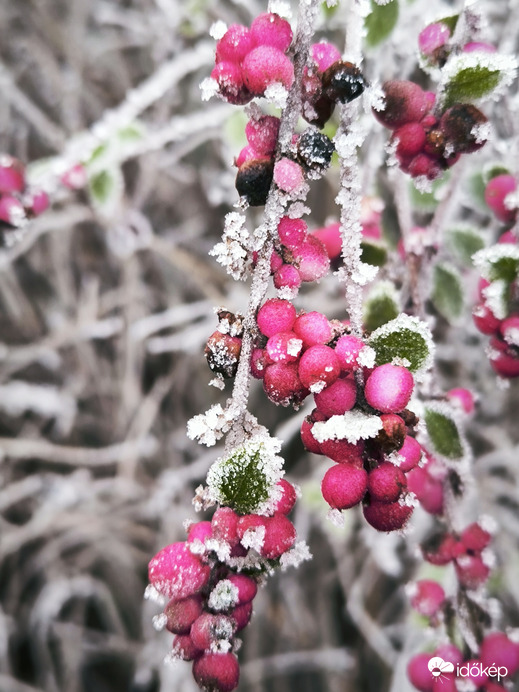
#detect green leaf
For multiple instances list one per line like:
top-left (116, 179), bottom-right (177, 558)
top-left (438, 14), bottom-right (459, 33)
top-left (443, 65), bottom-right (500, 108)
top-left (432, 263), bottom-right (464, 322)
top-left (482, 163), bottom-right (511, 185)
top-left (365, 0), bottom-right (399, 47)
top-left (473, 245), bottom-right (519, 284)
top-left (448, 228), bottom-right (485, 266)
top-left (361, 241), bottom-right (387, 267)
top-left (117, 122), bottom-right (145, 143)
top-left (409, 174), bottom-right (449, 212)
top-left (88, 168), bottom-right (123, 213)
top-left (364, 282), bottom-right (400, 332)
top-left (369, 314), bottom-right (434, 375)
top-left (424, 406), bottom-right (464, 459)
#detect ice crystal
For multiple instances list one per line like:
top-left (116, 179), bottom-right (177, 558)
top-left (439, 51), bottom-right (518, 106)
top-left (208, 580), bottom-right (239, 611)
top-left (312, 410), bottom-right (383, 444)
top-left (279, 541), bottom-right (312, 570)
top-left (327, 508), bottom-right (345, 527)
top-left (209, 376), bottom-right (226, 390)
top-left (357, 345), bottom-right (376, 368)
top-left (264, 82), bottom-right (289, 109)
top-left (209, 20), bottom-right (227, 40)
top-left (187, 403), bottom-right (236, 447)
top-left (482, 279), bottom-right (508, 320)
top-left (152, 613), bottom-right (167, 631)
top-left (210, 212), bottom-right (251, 281)
top-left (268, 0), bottom-right (292, 19)
top-left (241, 525), bottom-right (266, 552)
top-left (200, 77), bottom-right (219, 102)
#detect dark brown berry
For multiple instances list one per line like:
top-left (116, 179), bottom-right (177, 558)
top-left (235, 158), bottom-right (274, 206)
top-left (296, 130), bottom-right (335, 173)
top-left (439, 103), bottom-right (488, 154)
top-left (322, 61), bottom-right (366, 104)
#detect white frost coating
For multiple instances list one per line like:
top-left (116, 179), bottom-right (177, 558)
top-left (187, 403), bottom-right (236, 446)
top-left (327, 508), bottom-right (345, 527)
top-left (144, 585), bottom-right (166, 606)
top-left (368, 313), bottom-right (435, 377)
top-left (287, 202), bottom-right (311, 218)
top-left (357, 345), bottom-right (376, 369)
top-left (472, 121), bottom-right (492, 144)
top-left (210, 211), bottom-right (251, 280)
top-left (205, 538), bottom-right (232, 563)
top-left (351, 260), bottom-right (379, 285)
top-left (264, 82), bottom-right (289, 109)
top-left (277, 286), bottom-right (299, 300)
top-left (279, 541), bottom-right (312, 570)
top-left (200, 77), bottom-right (219, 102)
top-left (309, 380), bottom-right (327, 394)
top-left (438, 52), bottom-right (518, 106)
top-left (152, 613), bottom-right (167, 631)
top-left (287, 338), bottom-right (303, 357)
top-left (504, 190), bottom-right (519, 211)
top-left (312, 410), bottom-right (383, 444)
top-left (482, 279), bottom-right (508, 319)
top-left (268, 0), bottom-right (292, 18)
top-left (209, 20), bottom-right (227, 40)
top-left (208, 580), bottom-right (239, 611)
top-left (209, 376), bottom-right (226, 390)
top-left (241, 525), bottom-right (266, 552)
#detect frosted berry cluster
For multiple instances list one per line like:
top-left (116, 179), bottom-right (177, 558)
top-left (148, 479), bottom-right (299, 692)
top-left (374, 80), bottom-right (488, 182)
top-left (418, 19), bottom-right (496, 69)
top-left (0, 155), bottom-right (49, 234)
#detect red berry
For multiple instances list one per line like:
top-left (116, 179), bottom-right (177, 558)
top-left (230, 600), bottom-right (253, 631)
top-left (215, 25), bottom-right (253, 64)
top-left (211, 62), bottom-right (251, 105)
top-left (374, 80), bottom-right (429, 129)
top-left (364, 364), bottom-right (414, 413)
top-left (293, 235), bottom-right (330, 281)
top-left (321, 463), bottom-right (367, 510)
top-left (265, 331), bottom-right (302, 363)
top-left (242, 46), bottom-right (294, 95)
top-left (485, 174), bottom-right (517, 223)
top-left (272, 478), bottom-right (297, 515)
top-left (257, 299), bottom-right (296, 337)
top-left (212, 507), bottom-right (240, 547)
top-left (472, 303), bottom-right (501, 335)
top-left (0, 156), bottom-right (25, 194)
top-left (367, 462), bottom-right (407, 503)
top-left (227, 574), bottom-right (258, 605)
top-left (397, 436), bottom-right (423, 472)
top-left (277, 216), bottom-right (307, 248)
top-left (250, 13), bottom-right (293, 52)
top-left (392, 123), bottom-right (427, 160)
top-left (319, 438), bottom-right (364, 466)
top-left (311, 223), bottom-right (342, 260)
top-left (172, 634), bottom-right (202, 661)
top-left (293, 311), bottom-right (332, 347)
top-left (314, 377), bottom-right (356, 417)
top-left (148, 542), bottom-right (211, 600)
top-left (236, 514), bottom-right (267, 541)
top-left (193, 652), bottom-right (240, 692)
top-left (298, 344), bottom-right (341, 391)
top-left (164, 594), bottom-right (203, 634)
top-left (263, 361), bottom-right (307, 405)
top-left (190, 613), bottom-right (236, 651)
top-left (409, 579), bottom-right (445, 617)
top-left (363, 499), bottom-right (413, 531)
top-left (480, 632), bottom-right (519, 676)
top-left (261, 514), bottom-right (296, 559)
top-left (187, 521), bottom-right (213, 544)
top-left (407, 653), bottom-right (434, 692)
top-left (334, 334), bottom-right (364, 372)
top-left (300, 416), bottom-right (322, 454)
top-left (454, 553), bottom-right (491, 589)
top-left (460, 522), bottom-right (491, 552)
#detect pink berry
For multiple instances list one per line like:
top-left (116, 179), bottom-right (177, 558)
top-left (498, 229), bottom-right (517, 244)
top-left (454, 554), bottom-right (490, 589)
top-left (236, 514), bottom-right (266, 541)
top-left (245, 115), bottom-right (280, 156)
top-left (0, 156), bottom-right (25, 194)
top-left (270, 249), bottom-right (284, 273)
top-left (500, 315), bottom-right (519, 345)
top-left (409, 579), bottom-right (445, 617)
top-left (164, 594), bottom-right (203, 634)
top-left (393, 123), bottom-right (427, 161)
top-left (422, 533), bottom-right (460, 566)
top-left (172, 634), bottom-right (202, 661)
top-left (460, 522), bottom-right (491, 552)
top-left (434, 643), bottom-right (464, 667)
top-left (321, 463), bottom-right (367, 510)
top-left (294, 235), bottom-right (330, 281)
top-left (463, 41), bottom-right (496, 53)
top-left (274, 157), bottom-right (305, 193)
top-left (311, 41), bottom-right (342, 72)
top-left (242, 46), bottom-right (294, 95)
top-left (148, 542), bottom-right (211, 599)
top-left (222, 574), bottom-right (257, 605)
top-left (230, 601), bottom-right (253, 631)
top-left (418, 22), bottom-right (451, 56)
top-left (0, 195), bottom-right (25, 226)
top-left (407, 653), bottom-right (434, 692)
top-left (193, 652), bottom-right (240, 692)
top-left (293, 311), bottom-right (332, 347)
top-left (187, 521), bottom-right (213, 544)
top-left (374, 80), bottom-right (429, 130)
top-left (211, 62), bottom-right (251, 105)
top-left (363, 500), bottom-right (413, 531)
top-left (465, 659), bottom-right (488, 687)
top-left (397, 436), bottom-right (423, 472)
top-left (472, 303), bottom-right (501, 335)
top-left (250, 348), bottom-right (268, 379)
top-left (298, 344), bottom-right (341, 391)
top-left (261, 514), bottom-right (296, 559)
top-left (489, 348), bottom-right (519, 378)
top-left (300, 416), bottom-right (322, 454)
top-left (314, 377), bottom-right (356, 417)
top-left (263, 361), bottom-right (307, 405)
top-left (257, 298), bottom-right (296, 337)
top-left (190, 613), bottom-right (236, 651)
top-left (364, 364), bottom-right (414, 413)
top-left (408, 153), bottom-right (442, 180)
top-left (272, 478), bottom-right (297, 515)
top-left (250, 13), bottom-right (293, 52)
top-left (446, 387), bottom-right (475, 415)
top-left (212, 507), bottom-right (240, 547)
top-left (480, 632), bottom-right (519, 676)
top-left (274, 264), bottom-right (302, 291)
top-left (28, 190), bottom-right (49, 215)
top-left (311, 223), bottom-right (342, 260)
top-left (61, 163), bottom-right (87, 190)
top-left (266, 331), bottom-right (303, 363)
top-left (277, 216), bottom-right (307, 248)
top-left (407, 466), bottom-right (444, 515)
top-left (215, 25), bottom-right (253, 64)
top-left (235, 144), bottom-right (261, 168)
top-left (485, 174), bottom-right (518, 223)
top-left (334, 334), bottom-right (364, 373)
top-left (367, 462), bottom-right (407, 503)
top-left (375, 413), bottom-right (407, 453)
top-left (319, 438), bottom-right (364, 466)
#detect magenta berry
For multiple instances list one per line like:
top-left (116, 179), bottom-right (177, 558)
top-left (277, 216), bottom-right (307, 248)
top-left (293, 311), bottom-right (332, 347)
top-left (0, 156), bottom-right (25, 194)
top-left (364, 364), bottom-right (414, 413)
top-left (407, 653), bottom-right (435, 692)
top-left (392, 123), bottom-right (427, 161)
top-left (260, 514), bottom-right (296, 559)
top-left (363, 499), bottom-right (413, 532)
top-left (293, 235), bottom-right (330, 281)
top-left (311, 41), bottom-right (342, 72)
top-left (274, 157), bottom-right (305, 193)
top-left (454, 553), bottom-right (491, 589)
top-left (0, 195), bottom-right (25, 226)
top-left (263, 361), bottom-right (307, 405)
top-left (274, 263), bottom-right (302, 291)
top-left (242, 45), bottom-right (294, 94)
top-left (187, 521), bottom-right (213, 544)
top-left (397, 436), bottom-right (423, 472)
top-left (446, 387), bottom-right (475, 415)
top-left (193, 652), bottom-right (240, 692)
top-left (298, 344), bottom-right (341, 391)
top-left (266, 331), bottom-right (302, 363)
top-left (321, 463), bottom-right (368, 510)
top-left (172, 634), bottom-right (202, 661)
top-left (314, 377), bottom-right (356, 417)
top-left (480, 632), bottom-right (519, 675)
top-left (211, 507), bottom-right (240, 547)
top-left (319, 437), bottom-right (364, 466)
top-left (165, 594), bottom-right (204, 634)
top-left (472, 303), bottom-right (501, 335)
top-left (190, 612), bottom-right (236, 651)
top-left (215, 24), bottom-right (253, 64)
top-left (245, 115), bottom-right (280, 156)
top-left (210, 62), bottom-right (251, 105)
top-left (250, 347), bottom-right (268, 379)
top-left (460, 522), bottom-right (491, 552)
top-left (236, 514), bottom-right (266, 541)
top-left (311, 223), bottom-right (342, 260)
top-left (418, 22), bottom-right (451, 56)
top-left (257, 299), bottom-right (296, 337)
top-left (334, 334), bottom-right (364, 372)
top-left (367, 462), bottom-right (407, 503)
top-left (250, 13), bottom-right (293, 52)
top-left (485, 174), bottom-right (518, 223)
top-left (148, 542), bottom-right (211, 599)
top-left (272, 478), bottom-right (297, 515)
top-left (374, 80), bottom-right (429, 129)
top-left (230, 601), bottom-right (253, 631)
top-left (407, 465), bottom-right (444, 515)
top-left (409, 579), bottom-right (445, 617)
top-left (300, 416), bottom-right (322, 454)
top-left (235, 144), bottom-right (260, 167)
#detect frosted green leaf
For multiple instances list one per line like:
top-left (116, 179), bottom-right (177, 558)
top-left (483, 163), bottom-right (511, 185)
top-left (424, 406), bottom-right (463, 459)
top-left (432, 263), bottom-right (464, 322)
top-left (437, 14), bottom-right (459, 33)
top-left (440, 53), bottom-right (518, 109)
top-left (117, 122), bottom-right (145, 143)
top-left (364, 281), bottom-right (399, 332)
top-left (365, 0), bottom-right (399, 47)
top-left (361, 241), bottom-right (387, 267)
top-left (447, 228), bottom-right (485, 267)
top-left (369, 314), bottom-right (434, 376)
top-left (473, 245), bottom-right (519, 283)
top-left (89, 167), bottom-right (123, 213)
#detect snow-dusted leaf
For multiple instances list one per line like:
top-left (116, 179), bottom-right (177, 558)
top-left (482, 163), bottom-right (512, 185)
top-left (365, 0), bottom-right (399, 48)
top-left (88, 167), bottom-right (124, 215)
top-left (447, 227), bottom-right (485, 267)
top-left (363, 280), bottom-right (400, 332)
top-left (473, 244), bottom-right (519, 284)
top-left (424, 405), bottom-right (464, 460)
top-left (432, 263), bottom-right (464, 322)
top-left (368, 314), bottom-right (434, 376)
top-left (361, 241), bottom-right (387, 267)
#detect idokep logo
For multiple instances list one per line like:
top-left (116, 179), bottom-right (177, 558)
top-left (428, 655), bottom-right (509, 684)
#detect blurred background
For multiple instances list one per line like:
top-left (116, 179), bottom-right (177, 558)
top-left (0, 1), bottom-right (518, 691)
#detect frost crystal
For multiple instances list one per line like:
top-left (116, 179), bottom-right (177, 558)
top-left (264, 82), bottom-right (289, 109)
top-left (482, 279), bottom-right (508, 319)
top-left (209, 20), bottom-right (227, 40)
top-left (187, 403), bottom-right (236, 447)
top-left (357, 346), bottom-right (376, 369)
top-left (279, 541), bottom-right (312, 570)
top-left (241, 525), bottom-right (266, 552)
top-left (312, 410), bottom-right (383, 444)
top-left (351, 261), bottom-right (379, 285)
top-left (268, 0), bottom-right (292, 18)
top-left (152, 613), bottom-right (167, 631)
top-left (144, 585), bottom-right (166, 606)
top-left (210, 212), bottom-right (251, 280)
top-left (327, 508), bottom-right (345, 527)
top-left (208, 580), bottom-right (239, 611)
top-left (439, 51), bottom-right (518, 105)
top-left (200, 77), bottom-right (219, 102)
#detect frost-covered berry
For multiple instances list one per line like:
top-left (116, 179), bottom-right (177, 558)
top-left (215, 25), bottom-right (253, 64)
top-left (190, 613), bottom-right (236, 651)
top-left (242, 46), bottom-right (294, 95)
top-left (235, 144), bottom-right (260, 167)
top-left (367, 462), bottom-right (407, 503)
top-left (205, 331), bottom-right (242, 378)
top-left (298, 344), bottom-right (341, 391)
top-left (0, 156), bottom-right (25, 194)
top-left (446, 387), bottom-right (475, 415)
top-left (422, 532), bottom-right (461, 565)
top-left (407, 464), bottom-right (444, 515)
top-left (293, 311), bottom-right (332, 347)
top-left (407, 153), bottom-right (442, 180)
top-left (314, 377), bottom-right (356, 417)
top-left (501, 315), bottom-right (519, 345)
top-left (334, 334), bottom-right (364, 372)
top-left (172, 634), bottom-right (202, 661)
top-left (211, 507), bottom-right (240, 547)
top-left (300, 416), bottom-right (322, 454)
top-left (261, 514), bottom-right (296, 559)
top-left (211, 62), bottom-right (251, 105)
top-left (460, 522), bottom-right (491, 552)
top-left (235, 157), bottom-right (274, 205)
top-left (263, 362), bottom-right (307, 405)
top-left (489, 348), bottom-right (519, 378)
top-left (274, 264), bottom-right (302, 291)
top-left (236, 514), bottom-right (266, 541)
top-left (250, 13), bottom-right (293, 52)
top-left (484, 174), bottom-right (518, 223)
top-left (193, 652), bottom-right (240, 692)
top-left (463, 41), bottom-right (496, 53)
top-left (266, 332), bottom-right (302, 364)
top-left (311, 41), bottom-right (342, 72)
top-left (311, 223), bottom-right (342, 260)
top-left (272, 478), bottom-right (297, 515)
top-left (61, 163), bottom-right (88, 190)
top-left (480, 632), bottom-right (519, 675)
top-left (363, 499), bottom-right (413, 532)
top-left (319, 438), bottom-right (364, 466)
top-left (321, 463), bottom-right (367, 510)
top-left (409, 579), bottom-right (445, 617)
top-left (322, 61), bottom-right (366, 104)
top-left (407, 653), bottom-right (434, 692)
top-left (454, 554), bottom-right (490, 589)
top-left (277, 216), bottom-right (307, 248)
top-left (0, 195), bottom-right (26, 226)
top-left (294, 235), bottom-right (330, 281)
top-left (148, 542), bottom-right (211, 599)
top-left (245, 115), bottom-right (280, 156)
top-left (392, 123), bottom-right (427, 162)
top-left (187, 521), bottom-right (213, 544)
top-left (28, 190), bottom-right (49, 216)
top-left (472, 303), bottom-right (501, 335)
top-left (374, 413), bottom-right (406, 453)
top-left (418, 22), bottom-right (451, 56)
top-left (257, 298), bottom-right (297, 337)
top-left (374, 81), bottom-right (429, 129)
top-left (364, 364), bottom-right (414, 413)
top-left (397, 436), bottom-right (423, 472)
top-left (230, 601), bottom-right (253, 631)
top-left (250, 348), bottom-right (268, 379)
top-left (274, 158), bottom-right (305, 193)
top-left (270, 250), bottom-right (284, 273)
top-left (296, 130), bottom-right (335, 174)
top-left (165, 594), bottom-right (203, 634)
top-left (439, 103), bottom-right (488, 154)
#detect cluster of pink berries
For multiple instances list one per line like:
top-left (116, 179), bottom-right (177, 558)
top-left (374, 80), bottom-right (488, 181)
top-left (0, 155), bottom-right (49, 232)
top-left (148, 478), bottom-right (298, 692)
top-left (418, 19), bottom-right (496, 69)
